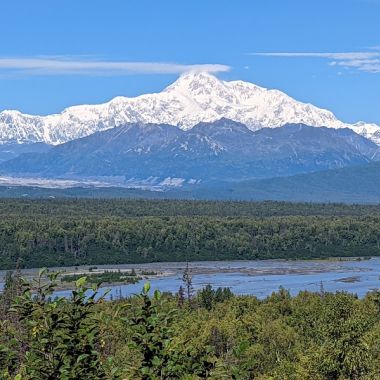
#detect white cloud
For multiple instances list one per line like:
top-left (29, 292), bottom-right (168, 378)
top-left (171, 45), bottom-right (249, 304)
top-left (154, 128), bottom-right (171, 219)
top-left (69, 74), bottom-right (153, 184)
top-left (249, 50), bottom-right (380, 73)
top-left (331, 59), bottom-right (380, 73)
top-left (0, 56), bottom-right (230, 76)
top-left (250, 52), bottom-right (379, 59)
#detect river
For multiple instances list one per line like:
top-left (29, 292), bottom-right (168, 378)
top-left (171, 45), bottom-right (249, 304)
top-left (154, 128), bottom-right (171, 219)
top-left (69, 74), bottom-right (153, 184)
top-left (1, 257), bottom-right (379, 299)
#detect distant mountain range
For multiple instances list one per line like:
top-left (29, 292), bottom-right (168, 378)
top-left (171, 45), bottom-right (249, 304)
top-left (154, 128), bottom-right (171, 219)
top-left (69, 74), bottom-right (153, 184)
top-left (1, 119), bottom-right (379, 187)
top-left (1, 72), bottom-right (380, 145)
top-left (1, 72), bottom-right (380, 203)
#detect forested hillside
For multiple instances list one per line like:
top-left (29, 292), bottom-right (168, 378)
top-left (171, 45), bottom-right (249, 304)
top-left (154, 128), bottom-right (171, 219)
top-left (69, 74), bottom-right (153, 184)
top-left (1, 199), bottom-right (380, 268)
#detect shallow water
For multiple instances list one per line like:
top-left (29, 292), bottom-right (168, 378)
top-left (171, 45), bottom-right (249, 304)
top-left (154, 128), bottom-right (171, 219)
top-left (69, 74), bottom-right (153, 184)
top-left (2, 258), bottom-right (378, 300)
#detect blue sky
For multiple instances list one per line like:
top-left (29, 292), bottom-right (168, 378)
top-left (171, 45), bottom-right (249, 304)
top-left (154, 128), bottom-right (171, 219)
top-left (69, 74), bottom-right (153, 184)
top-left (1, 0), bottom-right (379, 124)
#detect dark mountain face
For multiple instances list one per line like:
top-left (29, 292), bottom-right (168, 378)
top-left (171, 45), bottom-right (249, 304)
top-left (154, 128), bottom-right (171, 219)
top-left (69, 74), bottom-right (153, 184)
top-left (1, 119), bottom-right (379, 183)
top-left (0, 142), bottom-right (51, 163)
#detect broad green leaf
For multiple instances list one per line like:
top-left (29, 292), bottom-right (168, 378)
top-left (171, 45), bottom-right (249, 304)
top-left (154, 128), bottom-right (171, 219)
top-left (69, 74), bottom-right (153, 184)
top-left (143, 282), bottom-right (151, 294)
top-left (75, 276), bottom-right (87, 288)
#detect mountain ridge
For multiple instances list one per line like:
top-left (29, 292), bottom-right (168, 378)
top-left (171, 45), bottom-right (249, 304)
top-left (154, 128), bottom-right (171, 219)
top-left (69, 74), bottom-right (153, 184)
top-left (1, 72), bottom-right (380, 145)
top-left (2, 119), bottom-right (379, 186)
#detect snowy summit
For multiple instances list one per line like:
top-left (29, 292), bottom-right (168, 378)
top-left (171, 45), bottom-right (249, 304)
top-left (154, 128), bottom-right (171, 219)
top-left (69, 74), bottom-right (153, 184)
top-left (1, 72), bottom-right (379, 145)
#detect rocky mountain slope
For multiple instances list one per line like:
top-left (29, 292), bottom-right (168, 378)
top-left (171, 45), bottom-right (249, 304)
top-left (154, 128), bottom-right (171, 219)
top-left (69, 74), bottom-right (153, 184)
top-left (2, 119), bottom-right (378, 185)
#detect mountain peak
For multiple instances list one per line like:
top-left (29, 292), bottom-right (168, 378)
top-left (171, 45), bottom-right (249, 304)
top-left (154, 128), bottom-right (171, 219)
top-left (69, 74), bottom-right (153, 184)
top-left (175, 70), bottom-right (220, 82)
top-left (1, 74), bottom-right (380, 146)
top-left (164, 71), bottom-right (224, 94)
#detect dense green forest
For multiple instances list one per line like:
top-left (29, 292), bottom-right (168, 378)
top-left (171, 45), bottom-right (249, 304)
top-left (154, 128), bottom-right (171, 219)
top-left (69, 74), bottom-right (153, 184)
top-left (1, 270), bottom-right (380, 379)
top-left (1, 199), bottom-right (380, 268)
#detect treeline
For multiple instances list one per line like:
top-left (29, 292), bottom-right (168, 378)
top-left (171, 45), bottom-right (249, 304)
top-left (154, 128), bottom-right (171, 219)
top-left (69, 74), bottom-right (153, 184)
top-left (1, 271), bottom-right (380, 379)
top-left (2, 198), bottom-right (380, 218)
top-left (1, 212), bottom-right (380, 268)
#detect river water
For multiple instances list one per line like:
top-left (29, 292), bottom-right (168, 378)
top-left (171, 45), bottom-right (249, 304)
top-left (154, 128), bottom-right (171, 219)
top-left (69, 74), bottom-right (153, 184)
top-left (1, 258), bottom-right (379, 300)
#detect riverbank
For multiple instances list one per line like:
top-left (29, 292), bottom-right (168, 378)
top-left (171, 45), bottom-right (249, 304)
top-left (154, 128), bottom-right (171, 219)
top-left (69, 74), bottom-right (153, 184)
top-left (2, 257), bottom-right (379, 299)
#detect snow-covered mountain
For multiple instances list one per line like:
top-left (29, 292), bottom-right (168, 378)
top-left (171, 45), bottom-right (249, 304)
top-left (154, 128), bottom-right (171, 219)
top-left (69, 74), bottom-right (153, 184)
top-left (1, 72), bottom-right (379, 145)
